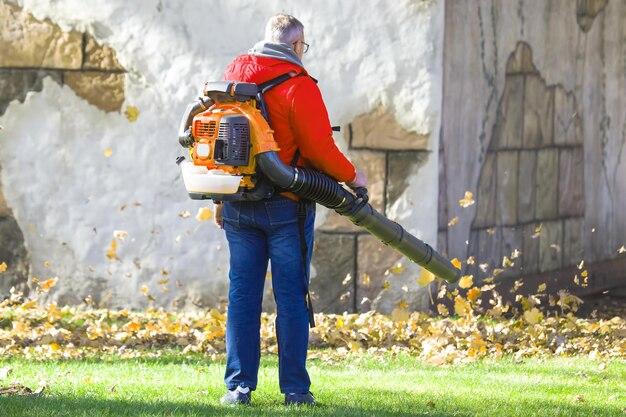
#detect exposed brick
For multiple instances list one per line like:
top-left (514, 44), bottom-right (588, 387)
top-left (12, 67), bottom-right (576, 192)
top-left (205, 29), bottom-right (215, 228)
top-left (558, 147), bottom-right (584, 217)
top-left (496, 151), bottom-right (518, 226)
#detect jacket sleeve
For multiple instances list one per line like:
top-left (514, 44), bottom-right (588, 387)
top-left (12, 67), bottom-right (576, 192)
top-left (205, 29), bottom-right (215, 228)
top-left (289, 79), bottom-right (357, 183)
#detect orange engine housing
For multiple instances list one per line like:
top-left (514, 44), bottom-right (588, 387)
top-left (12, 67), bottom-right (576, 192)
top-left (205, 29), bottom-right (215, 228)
top-left (190, 100), bottom-right (280, 189)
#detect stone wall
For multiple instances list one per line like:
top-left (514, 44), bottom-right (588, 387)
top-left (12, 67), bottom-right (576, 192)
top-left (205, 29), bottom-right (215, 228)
top-left (0, 1), bottom-right (125, 296)
top-left (309, 110), bottom-right (430, 313)
top-left (440, 0), bottom-right (626, 297)
top-left (0, 0), bottom-right (443, 310)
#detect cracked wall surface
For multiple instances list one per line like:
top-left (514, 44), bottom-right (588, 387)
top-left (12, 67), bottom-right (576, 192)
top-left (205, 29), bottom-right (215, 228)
top-left (440, 0), bottom-right (626, 297)
top-left (0, 0), bottom-right (443, 311)
top-left (0, 1), bottom-right (126, 296)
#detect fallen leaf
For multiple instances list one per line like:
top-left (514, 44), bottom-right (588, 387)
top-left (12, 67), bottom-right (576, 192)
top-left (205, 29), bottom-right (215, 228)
top-left (124, 105), bottom-right (140, 122)
top-left (387, 262), bottom-right (405, 275)
top-left (38, 277), bottom-right (58, 292)
top-left (436, 304), bottom-right (449, 316)
top-left (382, 280), bottom-right (391, 290)
top-left (391, 306), bottom-right (410, 322)
top-left (458, 191), bottom-right (475, 208)
top-left (467, 287), bottom-right (481, 302)
top-left (103, 147), bottom-right (113, 158)
top-left (447, 216), bottom-right (459, 227)
top-left (417, 269), bottom-right (435, 287)
top-left (361, 273), bottom-right (371, 287)
top-left (618, 245), bottom-right (626, 254)
top-left (0, 262), bottom-right (6, 273)
top-left (502, 256), bottom-right (514, 268)
top-left (479, 263), bottom-right (489, 272)
top-left (537, 283), bottom-right (547, 292)
top-left (342, 273), bottom-right (352, 286)
top-left (113, 230), bottom-right (128, 240)
top-left (106, 239), bottom-right (118, 261)
top-left (454, 295), bottom-right (471, 317)
top-left (532, 223), bottom-right (542, 239)
top-left (511, 249), bottom-right (521, 259)
top-left (466, 256), bottom-right (475, 265)
top-left (486, 228), bottom-right (496, 236)
top-left (178, 210), bottom-right (191, 219)
top-left (458, 275), bottom-right (473, 289)
top-left (451, 258), bottom-right (462, 270)
top-left (195, 207), bottom-right (213, 222)
top-left (523, 307), bottom-right (543, 324)
top-left (577, 260), bottom-right (585, 270)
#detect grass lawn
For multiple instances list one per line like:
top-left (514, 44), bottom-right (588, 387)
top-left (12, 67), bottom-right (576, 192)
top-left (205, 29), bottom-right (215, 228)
top-left (0, 353), bottom-right (624, 417)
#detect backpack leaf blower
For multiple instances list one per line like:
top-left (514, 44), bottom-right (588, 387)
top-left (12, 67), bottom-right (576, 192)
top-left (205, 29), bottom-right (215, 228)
top-left (177, 78), bottom-right (460, 283)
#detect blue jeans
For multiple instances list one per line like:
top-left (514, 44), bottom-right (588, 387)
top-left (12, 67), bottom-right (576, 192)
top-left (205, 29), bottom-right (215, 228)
top-left (222, 194), bottom-right (315, 394)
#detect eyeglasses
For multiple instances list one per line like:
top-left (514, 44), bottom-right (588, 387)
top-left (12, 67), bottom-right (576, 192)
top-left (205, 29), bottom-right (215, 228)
top-left (293, 40), bottom-right (310, 54)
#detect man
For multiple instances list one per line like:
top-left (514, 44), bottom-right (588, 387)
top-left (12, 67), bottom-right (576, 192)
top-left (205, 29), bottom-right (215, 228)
top-left (215, 13), bottom-right (367, 406)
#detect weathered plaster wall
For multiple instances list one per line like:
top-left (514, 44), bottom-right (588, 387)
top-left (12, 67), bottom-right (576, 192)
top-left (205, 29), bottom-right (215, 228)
top-left (0, 0), bottom-right (443, 311)
top-left (440, 0), bottom-right (625, 293)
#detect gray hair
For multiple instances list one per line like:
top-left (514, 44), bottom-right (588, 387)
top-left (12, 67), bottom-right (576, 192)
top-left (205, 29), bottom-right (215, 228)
top-left (264, 13), bottom-right (304, 44)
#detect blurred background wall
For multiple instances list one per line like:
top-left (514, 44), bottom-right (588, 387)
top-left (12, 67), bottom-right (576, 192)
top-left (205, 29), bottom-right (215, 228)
top-left (0, 0), bottom-right (624, 313)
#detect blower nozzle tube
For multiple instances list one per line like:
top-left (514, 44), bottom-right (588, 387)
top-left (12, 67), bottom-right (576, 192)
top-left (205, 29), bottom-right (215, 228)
top-left (256, 151), bottom-right (460, 283)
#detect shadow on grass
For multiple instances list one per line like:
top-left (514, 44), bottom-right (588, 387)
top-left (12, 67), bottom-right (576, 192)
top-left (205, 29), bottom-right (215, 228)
top-left (0, 394), bottom-right (460, 417)
top-left (0, 387), bottom-right (620, 417)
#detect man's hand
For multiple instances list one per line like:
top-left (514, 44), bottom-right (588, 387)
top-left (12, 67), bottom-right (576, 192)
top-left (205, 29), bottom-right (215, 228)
top-left (347, 169), bottom-right (368, 190)
top-left (214, 203), bottom-right (224, 229)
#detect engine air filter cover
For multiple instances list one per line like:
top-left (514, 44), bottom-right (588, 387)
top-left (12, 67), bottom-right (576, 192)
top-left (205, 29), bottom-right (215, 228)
top-left (214, 115), bottom-right (250, 166)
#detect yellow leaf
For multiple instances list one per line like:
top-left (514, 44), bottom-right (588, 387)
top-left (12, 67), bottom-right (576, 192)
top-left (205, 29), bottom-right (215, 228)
top-left (466, 256), bottom-right (475, 265)
top-left (348, 340), bottom-right (361, 352)
top-left (335, 318), bottom-right (344, 329)
top-left (510, 249), bottom-right (521, 259)
top-left (49, 342), bottom-right (61, 352)
top-left (388, 262), bottom-right (405, 275)
top-left (391, 307), bottom-right (410, 322)
top-left (467, 287), bottom-right (481, 302)
top-left (382, 280), bottom-right (391, 290)
top-left (454, 295), bottom-right (471, 317)
top-left (492, 268), bottom-right (504, 276)
top-left (416, 269), bottom-right (435, 287)
top-left (523, 307), bottom-right (543, 324)
top-left (124, 105), bottom-right (140, 122)
top-left (537, 283), bottom-right (547, 292)
top-left (458, 275), bottom-right (473, 289)
top-left (436, 304), bottom-right (449, 316)
top-left (451, 258), bottom-right (462, 270)
top-left (125, 320), bottom-right (141, 332)
top-left (106, 239), bottom-right (118, 261)
top-left (396, 299), bottom-right (409, 309)
top-left (502, 256), bottom-right (514, 268)
top-left (0, 262), bottom-right (6, 273)
top-left (458, 191), bottom-right (475, 208)
top-left (38, 277), bottom-right (58, 292)
top-left (581, 270), bottom-right (588, 278)
top-left (532, 223), bottom-right (542, 239)
top-left (447, 216), bottom-right (459, 227)
top-left (195, 207), bottom-right (213, 222)
top-left (140, 285), bottom-right (150, 296)
top-left (103, 147), bottom-right (113, 158)
top-left (20, 299), bottom-right (37, 310)
top-left (361, 273), bottom-right (371, 287)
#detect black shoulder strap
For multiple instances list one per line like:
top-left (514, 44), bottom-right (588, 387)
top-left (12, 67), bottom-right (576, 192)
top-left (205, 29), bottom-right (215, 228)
top-left (257, 71), bottom-right (301, 94)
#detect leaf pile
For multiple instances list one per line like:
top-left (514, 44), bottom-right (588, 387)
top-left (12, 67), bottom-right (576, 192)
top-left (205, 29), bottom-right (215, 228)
top-left (0, 294), bottom-right (623, 365)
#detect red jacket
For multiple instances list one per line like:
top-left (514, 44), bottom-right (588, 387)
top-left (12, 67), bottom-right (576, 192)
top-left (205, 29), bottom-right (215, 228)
top-left (223, 55), bottom-right (356, 183)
